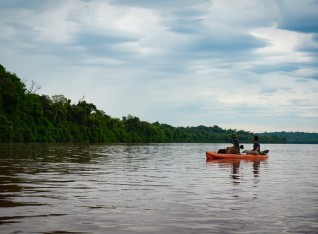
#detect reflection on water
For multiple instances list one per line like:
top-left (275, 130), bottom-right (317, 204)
top-left (0, 144), bottom-right (102, 225)
top-left (206, 159), bottom-right (265, 185)
top-left (0, 143), bottom-right (318, 233)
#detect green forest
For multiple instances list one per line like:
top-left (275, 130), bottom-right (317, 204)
top-left (0, 64), bottom-right (317, 144)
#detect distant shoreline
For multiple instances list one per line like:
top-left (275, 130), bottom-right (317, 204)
top-left (1, 64), bottom-right (317, 144)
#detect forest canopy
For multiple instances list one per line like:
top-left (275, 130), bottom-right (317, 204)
top-left (0, 64), bottom-right (317, 144)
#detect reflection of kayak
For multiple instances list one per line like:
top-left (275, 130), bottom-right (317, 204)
top-left (206, 151), bottom-right (269, 160)
top-left (206, 159), bottom-right (242, 165)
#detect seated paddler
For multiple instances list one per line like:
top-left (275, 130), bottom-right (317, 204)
top-left (226, 133), bottom-right (240, 154)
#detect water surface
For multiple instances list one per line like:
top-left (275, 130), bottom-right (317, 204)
top-left (0, 143), bottom-right (317, 233)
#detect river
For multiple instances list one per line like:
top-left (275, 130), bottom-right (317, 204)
top-left (0, 143), bottom-right (317, 233)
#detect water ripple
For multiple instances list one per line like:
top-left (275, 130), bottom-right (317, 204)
top-left (0, 143), bottom-right (317, 233)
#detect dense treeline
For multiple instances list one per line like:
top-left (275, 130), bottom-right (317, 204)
top-left (0, 64), bottom-right (315, 144)
top-left (260, 132), bottom-right (318, 144)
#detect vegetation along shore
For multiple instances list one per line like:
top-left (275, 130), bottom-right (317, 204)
top-left (1, 64), bottom-right (317, 144)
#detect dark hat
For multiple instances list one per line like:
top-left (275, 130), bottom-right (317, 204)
top-left (231, 133), bottom-right (237, 138)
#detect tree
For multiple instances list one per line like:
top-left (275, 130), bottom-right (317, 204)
top-left (0, 63), bottom-right (309, 144)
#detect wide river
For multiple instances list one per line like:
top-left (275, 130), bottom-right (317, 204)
top-left (0, 143), bottom-right (317, 233)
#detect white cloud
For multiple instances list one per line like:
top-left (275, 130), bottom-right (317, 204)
top-left (250, 27), bottom-right (317, 63)
top-left (0, 0), bottom-right (318, 132)
top-left (207, 0), bottom-right (278, 28)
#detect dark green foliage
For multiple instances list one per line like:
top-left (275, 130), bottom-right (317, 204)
top-left (0, 64), bottom-right (316, 144)
top-left (260, 132), bottom-right (318, 144)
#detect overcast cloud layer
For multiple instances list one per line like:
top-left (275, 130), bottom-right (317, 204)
top-left (1, 0), bottom-right (318, 132)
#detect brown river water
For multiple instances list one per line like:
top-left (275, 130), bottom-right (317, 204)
top-left (0, 143), bottom-right (317, 233)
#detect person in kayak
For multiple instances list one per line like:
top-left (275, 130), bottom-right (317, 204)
top-left (225, 133), bottom-right (240, 154)
top-left (243, 135), bottom-right (260, 155)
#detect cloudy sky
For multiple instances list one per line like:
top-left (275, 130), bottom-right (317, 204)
top-left (1, 0), bottom-right (318, 133)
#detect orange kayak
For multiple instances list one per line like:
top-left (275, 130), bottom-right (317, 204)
top-left (206, 151), bottom-right (269, 160)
